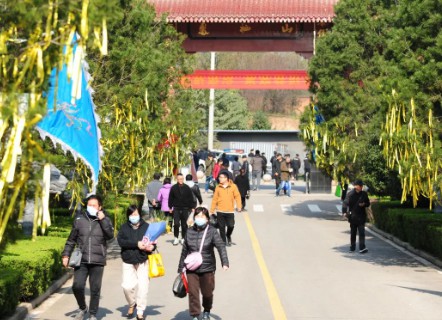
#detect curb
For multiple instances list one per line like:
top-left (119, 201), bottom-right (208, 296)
top-left (5, 272), bottom-right (73, 320)
top-left (367, 223), bottom-right (442, 270)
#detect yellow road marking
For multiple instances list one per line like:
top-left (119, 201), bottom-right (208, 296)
top-left (243, 212), bottom-right (287, 320)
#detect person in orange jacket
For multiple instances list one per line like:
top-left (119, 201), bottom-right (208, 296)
top-left (210, 172), bottom-right (242, 246)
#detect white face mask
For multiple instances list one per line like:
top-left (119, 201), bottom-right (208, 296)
top-left (87, 206), bottom-right (99, 217)
top-left (129, 216), bottom-right (140, 225)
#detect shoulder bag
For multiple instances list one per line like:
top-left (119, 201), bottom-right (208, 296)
top-left (68, 221), bottom-right (98, 268)
top-left (184, 226), bottom-right (209, 271)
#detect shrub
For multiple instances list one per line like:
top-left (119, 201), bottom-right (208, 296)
top-left (0, 237), bottom-right (66, 314)
top-left (372, 202), bottom-right (442, 260)
top-left (0, 270), bottom-right (22, 317)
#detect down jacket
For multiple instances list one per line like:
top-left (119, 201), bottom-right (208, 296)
top-left (178, 225), bottom-right (229, 274)
top-left (62, 211), bottom-right (114, 265)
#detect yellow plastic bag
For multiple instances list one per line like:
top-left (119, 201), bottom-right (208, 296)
top-left (148, 251), bottom-right (165, 278)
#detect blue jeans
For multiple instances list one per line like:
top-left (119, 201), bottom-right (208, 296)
top-left (205, 175), bottom-right (213, 192)
top-left (276, 180), bottom-right (291, 196)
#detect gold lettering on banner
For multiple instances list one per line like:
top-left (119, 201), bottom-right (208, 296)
top-left (240, 24), bottom-right (252, 33)
top-left (281, 23), bottom-right (293, 33)
top-left (198, 22), bottom-right (209, 36)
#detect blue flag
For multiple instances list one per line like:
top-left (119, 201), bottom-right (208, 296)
top-left (37, 41), bottom-right (102, 191)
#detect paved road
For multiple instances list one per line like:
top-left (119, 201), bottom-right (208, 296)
top-left (27, 182), bottom-right (442, 320)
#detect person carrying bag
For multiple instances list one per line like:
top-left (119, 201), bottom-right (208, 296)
top-left (68, 223), bottom-right (98, 268)
top-left (117, 205), bottom-right (156, 320)
top-left (177, 207), bottom-right (229, 320)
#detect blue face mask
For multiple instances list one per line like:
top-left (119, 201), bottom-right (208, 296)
top-left (194, 217), bottom-right (207, 227)
top-left (129, 216), bottom-right (140, 225)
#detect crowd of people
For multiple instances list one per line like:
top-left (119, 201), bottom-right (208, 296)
top-left (60, 150), bottom-right (321, 320)
top-left (61, 163), bottom-right (370, 320)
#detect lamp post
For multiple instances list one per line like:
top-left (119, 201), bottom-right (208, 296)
top-left (208, 52), bottom-right (215, 150)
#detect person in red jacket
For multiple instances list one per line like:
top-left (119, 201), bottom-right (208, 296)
top-left (212, 158), bottom-right (223, 181)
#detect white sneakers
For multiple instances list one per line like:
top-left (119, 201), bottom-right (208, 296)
top-left (173, 238), bottom-right (180, 246)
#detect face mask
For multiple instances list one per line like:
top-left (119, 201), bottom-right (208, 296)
top-left (195, 217), bottom-right (207, 227)
top-left (87, 206), bottom-right (99, 217)
top-left (129, 216), bottom-right (140, 225)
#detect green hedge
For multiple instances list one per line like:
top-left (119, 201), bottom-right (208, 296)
top-left (0, 237), bottom-right (66, 316)
top-left (371, 202), bottom-right (442, 260)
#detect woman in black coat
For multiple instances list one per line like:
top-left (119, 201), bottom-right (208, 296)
top-left (178, 207), bottom-right (229, 320)
top-left (117, 205), bottom-right (155, 320)
top-left (234, 168), bottom-right (250, 211)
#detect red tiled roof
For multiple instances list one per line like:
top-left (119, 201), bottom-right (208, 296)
top-left (149, 0), bottom-right (338, 23)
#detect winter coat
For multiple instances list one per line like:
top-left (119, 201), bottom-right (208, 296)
top-left (213, 163), bottom-right (221, 179)
top-left (117, 219), bottom-right (152, 265)
top-left (157, 183), bottom-right (172, 212)
top-left (250, 156), bottom-right (265, 171)
top-left (241, 160), bottom-right (250, 175)
top-left (186, 181), bottom-right (203, 205)
top-left (234, 174), bottom-right (250, 196)
top-left (272, 159), bottom-right (282, 178)
top-left (178, 225), bottom-right (229, 273)
top-left (231, 160), bottom-right (241, 172)
top-left (343, 189), bottom-right (370, 225)
top-left (210, 181), bottom-right (242, 213)
top-left (280, 161), bottom-right (292, 181)
top-left (168, 183), bottom-right (197, 209)
top-left (205, 159), bottom-right (215, 176)
top-left (145, 179), bottom-right (163, 208)
top-left (62, 211), bottom-right (114, 265)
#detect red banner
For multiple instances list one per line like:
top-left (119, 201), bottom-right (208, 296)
top-left (181, 70), bottom-right (309, 90)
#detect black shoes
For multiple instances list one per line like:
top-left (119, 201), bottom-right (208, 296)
top-left (359, 248), bottom-right (368, 254)
top-left (226, 236), bottom-right (232, 246)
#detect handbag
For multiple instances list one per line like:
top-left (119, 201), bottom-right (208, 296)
top-left (68, 221), bottom-right (98, 268)
top-left (68, 248), bottom-right (82, 268)
top-left (208, 179), bottom-right (217, 191)
top-left (172, 272), bottom-right (188, 298)
top-left (148, 250), bottom-right (165, 278)
top-left (184, 225), bottom-right (208, 271)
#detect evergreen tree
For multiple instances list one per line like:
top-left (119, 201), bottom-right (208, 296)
top-left (251, 111), bottom-right (272, 130)
top-left (88, 0), bottom-right (201, 192)
top-left (302, 0), bottom-right (441, 203)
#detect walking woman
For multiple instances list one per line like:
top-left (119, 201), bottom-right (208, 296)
top-left (117, 205), bottom-right (155, 320)
top-left (178, 207), bottom-right (229, 320)
top-left (157, 177), bottom-right (173, 231)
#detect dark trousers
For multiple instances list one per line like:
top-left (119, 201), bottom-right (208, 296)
top-left (164, 211), bottom-right (173, 230)
top-left (187, 272), bottom-right (215, 317)
top-left (217, 211), bottom-right (235, 243)
top-left (274, 176), bottom-right (281, 189)
top-left (72, 263), bottom-right (105, 316)
top-left (350, 223), bottom-right (366, 250)
top-left (241, 196), bottom-right (246, 210)
top-left (173, 208), bottom-right (190, 238)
